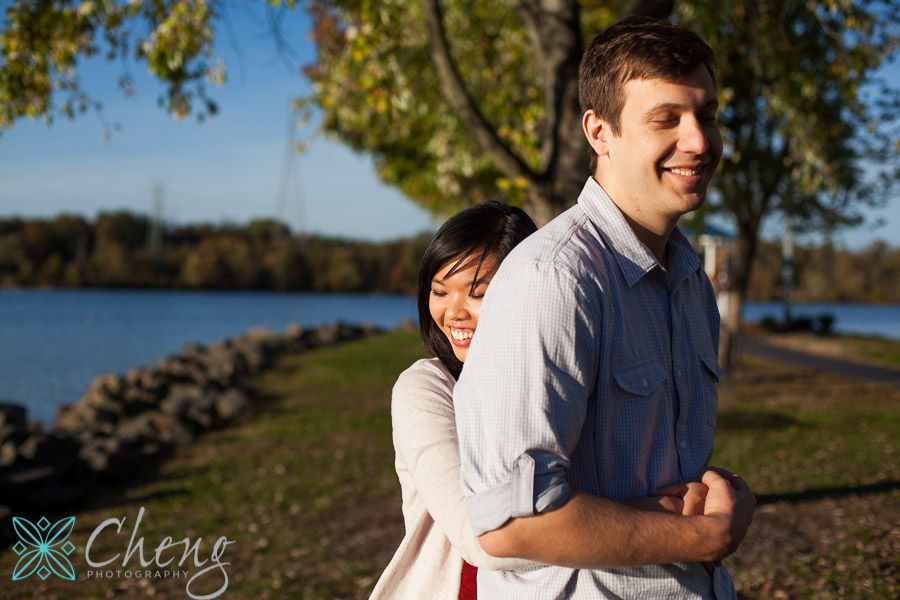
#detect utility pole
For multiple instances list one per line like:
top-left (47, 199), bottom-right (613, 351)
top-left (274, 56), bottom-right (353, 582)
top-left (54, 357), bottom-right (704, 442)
top-left (782, 217), bottom-right (794, 328)
top-left (146, 183), bottom-right (164, 254)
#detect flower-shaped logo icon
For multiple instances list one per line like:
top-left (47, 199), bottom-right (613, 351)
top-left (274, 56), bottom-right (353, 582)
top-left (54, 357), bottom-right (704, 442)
top-left (11, 516), bottom-right (77, 581)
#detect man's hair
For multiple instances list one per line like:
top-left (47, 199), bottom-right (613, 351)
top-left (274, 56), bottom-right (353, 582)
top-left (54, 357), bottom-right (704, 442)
top-left (417, 201), bottom-right (537, 379)
top-left (579, 15), bottom-right (717, 172)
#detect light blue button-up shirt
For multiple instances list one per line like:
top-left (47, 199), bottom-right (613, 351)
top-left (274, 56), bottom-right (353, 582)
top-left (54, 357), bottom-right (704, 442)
top-left (455, 178), bottom-right (735, 599)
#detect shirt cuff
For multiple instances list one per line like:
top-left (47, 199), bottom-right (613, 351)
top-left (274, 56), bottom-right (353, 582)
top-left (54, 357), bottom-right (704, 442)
top-left (465, 452), bottom-right (571, 536)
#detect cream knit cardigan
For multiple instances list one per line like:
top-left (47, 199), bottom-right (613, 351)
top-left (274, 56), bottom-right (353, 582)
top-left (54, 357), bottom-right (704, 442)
top-left (370, 358), bottom-right (534, 599)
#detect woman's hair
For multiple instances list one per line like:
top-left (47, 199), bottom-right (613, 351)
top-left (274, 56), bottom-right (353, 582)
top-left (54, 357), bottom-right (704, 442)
top-left (417, 201), bottom-right (537, 379)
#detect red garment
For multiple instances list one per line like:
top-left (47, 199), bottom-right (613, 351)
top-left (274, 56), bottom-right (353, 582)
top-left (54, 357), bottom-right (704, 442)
top-left (459, 560), bottom-right (477, 599)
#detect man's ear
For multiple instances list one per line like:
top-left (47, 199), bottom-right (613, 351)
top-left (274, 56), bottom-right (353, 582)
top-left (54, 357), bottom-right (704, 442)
top-left (582, 109), bottom-right (611, 158)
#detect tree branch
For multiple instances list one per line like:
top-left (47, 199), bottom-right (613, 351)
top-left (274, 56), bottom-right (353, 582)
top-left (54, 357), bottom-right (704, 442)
top-left (421, 0), bottom-right (537, 184)
top-left (514, 1), bottom-right (544, 53)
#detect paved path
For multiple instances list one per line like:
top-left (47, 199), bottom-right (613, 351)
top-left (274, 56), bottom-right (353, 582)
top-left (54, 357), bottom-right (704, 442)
top-left (742, 337), bottom-right (900, 390)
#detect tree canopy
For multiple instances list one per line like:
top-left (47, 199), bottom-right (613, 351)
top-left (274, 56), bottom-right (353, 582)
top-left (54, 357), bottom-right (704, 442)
top-left (2, 0), bottom-right (899, 365)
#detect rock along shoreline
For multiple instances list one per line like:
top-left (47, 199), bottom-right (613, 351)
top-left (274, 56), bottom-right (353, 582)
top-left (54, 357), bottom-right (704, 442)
top-left (0, 320), bottom-right (402, 548)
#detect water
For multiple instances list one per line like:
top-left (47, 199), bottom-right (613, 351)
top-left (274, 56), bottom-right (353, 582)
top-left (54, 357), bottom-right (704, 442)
top-left (742, 301), bottom-right (900, 340)
top-left (0, 289), bottom-right (418, 424)
top-left (2, 290), bottom-right (898, 425)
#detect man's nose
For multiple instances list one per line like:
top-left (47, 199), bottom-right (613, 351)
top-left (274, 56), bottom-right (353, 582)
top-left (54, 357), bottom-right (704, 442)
top-left (678, 116), bottom-right (709, 155)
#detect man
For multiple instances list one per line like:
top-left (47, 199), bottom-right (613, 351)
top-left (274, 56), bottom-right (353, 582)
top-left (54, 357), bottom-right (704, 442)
top-left (454, 16), bottom-right (756, 599)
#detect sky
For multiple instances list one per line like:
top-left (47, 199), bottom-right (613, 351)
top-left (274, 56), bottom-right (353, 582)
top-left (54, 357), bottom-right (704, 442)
top-left (0, 3), bottom-right (436, 241)
top-left (0, 4), bottom-right (897, 247)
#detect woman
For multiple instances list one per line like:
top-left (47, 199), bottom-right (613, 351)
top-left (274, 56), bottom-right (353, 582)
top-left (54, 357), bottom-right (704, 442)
top-left (369, 201), bottom-right (537, 600)
top-left (370, 202), bottom-right (701, 599)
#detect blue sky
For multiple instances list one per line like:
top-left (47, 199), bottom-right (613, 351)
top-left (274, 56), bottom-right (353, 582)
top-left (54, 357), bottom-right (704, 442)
top-left (0, 4), bottom-right (897, 246)
top-left (0, 3), bottom-right (436, 240)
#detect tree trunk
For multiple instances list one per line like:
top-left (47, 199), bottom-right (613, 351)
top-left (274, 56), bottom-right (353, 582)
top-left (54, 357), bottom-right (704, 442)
top-left (720, 222), bottom-right (760, 384)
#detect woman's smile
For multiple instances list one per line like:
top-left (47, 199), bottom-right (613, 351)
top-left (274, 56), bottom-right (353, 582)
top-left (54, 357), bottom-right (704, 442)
top-left (449, 327), bottom-right (475, 346)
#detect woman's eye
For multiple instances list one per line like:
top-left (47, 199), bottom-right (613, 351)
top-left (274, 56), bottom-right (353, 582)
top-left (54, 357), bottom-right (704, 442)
top-left (431, 290), bottom-right (446, 297)
top-left (470, 294), bottom-right (484, 300)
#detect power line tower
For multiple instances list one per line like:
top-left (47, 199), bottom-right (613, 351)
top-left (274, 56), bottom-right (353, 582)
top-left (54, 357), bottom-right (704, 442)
top-left (146, 183), bottom-right (164, 254)
top-left (276, 103), bottom-right (307, 247)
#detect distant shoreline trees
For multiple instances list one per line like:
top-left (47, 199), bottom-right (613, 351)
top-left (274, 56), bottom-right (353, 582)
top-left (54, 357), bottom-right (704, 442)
top-left (0, 211), bottom-right (898, 303)
top-left (0, 212), bottom-right (430, 294)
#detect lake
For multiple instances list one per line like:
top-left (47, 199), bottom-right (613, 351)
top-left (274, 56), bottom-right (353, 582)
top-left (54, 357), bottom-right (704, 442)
top-left (1, 289), bottom-right (898, 425)
top-left (0, 289), bottom-right (417, 424)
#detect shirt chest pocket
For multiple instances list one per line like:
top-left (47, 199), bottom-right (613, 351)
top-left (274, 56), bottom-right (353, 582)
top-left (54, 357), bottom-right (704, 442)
top-left (613, 361), bottom-right (668, 397)
top-left (608, 361), bottom-right (668, 451)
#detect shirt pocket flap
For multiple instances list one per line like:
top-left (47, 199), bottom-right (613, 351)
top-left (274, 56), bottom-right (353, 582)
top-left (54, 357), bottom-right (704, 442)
top-left (613, 361), bottom-right (667, 396)
top-left (699, 353), bottom-right (722, 382)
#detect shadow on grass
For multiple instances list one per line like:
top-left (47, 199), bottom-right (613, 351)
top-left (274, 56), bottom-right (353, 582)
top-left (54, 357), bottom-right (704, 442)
top-left (757, 479), bottom-right (900, 505)
top-left (716, 410), bottom-right (799, 430)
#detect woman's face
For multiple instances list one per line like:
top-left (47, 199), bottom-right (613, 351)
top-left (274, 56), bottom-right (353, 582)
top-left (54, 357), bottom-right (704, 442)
top-left (429, 252), bottom-right (500, 363)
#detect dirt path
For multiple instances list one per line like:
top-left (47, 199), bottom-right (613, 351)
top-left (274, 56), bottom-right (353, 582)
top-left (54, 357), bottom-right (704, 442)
top-left (742, 336), bottom-right (900, 389)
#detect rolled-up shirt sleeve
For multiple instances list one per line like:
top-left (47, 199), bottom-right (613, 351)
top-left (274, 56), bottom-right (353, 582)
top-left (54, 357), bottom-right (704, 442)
top-left (454, 254), bottom-right (599, 536)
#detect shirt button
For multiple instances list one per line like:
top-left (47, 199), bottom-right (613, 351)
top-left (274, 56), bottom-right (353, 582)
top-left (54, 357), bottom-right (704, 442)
top-left (641, 378), bottom-right (648, 389)
top-left (677, 369), bottom-right (683, 378)
top-left (679, 440), bottom-right (687, 450)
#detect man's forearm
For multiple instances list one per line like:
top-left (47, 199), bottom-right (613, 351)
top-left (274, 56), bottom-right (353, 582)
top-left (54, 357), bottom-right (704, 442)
top-left (478, 489), bottom-right (729, 569)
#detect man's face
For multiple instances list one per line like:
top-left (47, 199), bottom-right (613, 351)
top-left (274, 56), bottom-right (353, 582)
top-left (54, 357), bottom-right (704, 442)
top-left (601, 66), bottom-right (722, 220)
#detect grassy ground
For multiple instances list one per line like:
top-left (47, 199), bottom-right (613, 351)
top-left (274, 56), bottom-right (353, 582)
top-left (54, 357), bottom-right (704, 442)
top-left (2, 331), bottom-right (898, 599)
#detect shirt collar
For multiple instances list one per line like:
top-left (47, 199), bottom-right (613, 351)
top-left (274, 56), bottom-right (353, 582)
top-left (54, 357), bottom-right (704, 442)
top-left (577, 178), bottom-right (700, 289)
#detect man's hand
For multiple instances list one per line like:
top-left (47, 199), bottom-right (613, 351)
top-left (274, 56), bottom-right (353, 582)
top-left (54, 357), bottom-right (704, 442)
top-left (624, 494), bottom-right (684, 515)
top-left (700, 466), bottom-right (756, 561)
top-left (650, 481), bottom-right (709, 516)
top-left (652, 480), bottom-right (715, 573)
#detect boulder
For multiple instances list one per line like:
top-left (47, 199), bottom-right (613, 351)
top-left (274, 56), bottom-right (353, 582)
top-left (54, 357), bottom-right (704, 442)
top-left (52, 403), bottom-right (118, 436)
top-left (0, 441), bottom-right (17, 468)
top-left (0, 403), bottom-right (27, 428)
top-left (160, 384), bottom-right (215, 429)
top-left (199, 342), bottom-right (244, 386)
top-left (307, 323), bottom-right (339, 347)
top-left (215, 389), bottom-right (251, 423)
top-left (117, 410), bottom-right (192, 446)
top-left (392, 318), bottom-right (418, 333)
top-left (181, 341), bottom-right (207, 361)
top-left (88, 374), bottom-right (124, 398)
top-left (285, 323), bottom-right (304, 339)
top-left (158, 355), bottom-right (207, 385)
top-left (124, 366), bottom-right (145, 388)
top-left (78, 437), bottom-right (143, 480)
top-left (140, 367), bottom-right (167, 394)
top-left (17, 433), bottom-right (80, 470)
top-left (0, 424), bottom-right (31, 447)
top-left (230, 337), bottom-right (267, 373)
top-left (120, 386), bottom-right (160, 416)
